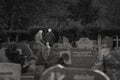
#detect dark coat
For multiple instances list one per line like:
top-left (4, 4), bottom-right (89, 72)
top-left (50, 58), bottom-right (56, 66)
top-left (44, 32), bottom-right (55, 46)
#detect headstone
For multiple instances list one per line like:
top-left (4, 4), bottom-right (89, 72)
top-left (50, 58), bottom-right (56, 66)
top-left (0, 48), bottom-right (8, 62)
top-left (62, 36), bottom-right (72, 49)
top-left (76, 38), bottom-right (94, 49)
top-left (0, 63), bottom-right (21, 80)
top-left (70, 48), bottom-right (97, 68)
top-left (102, 36), bottom-right (113, 50)
top-left (49, 48), bottom-right (97, 68)
top-left (40, 65), bottom-right (110, 80)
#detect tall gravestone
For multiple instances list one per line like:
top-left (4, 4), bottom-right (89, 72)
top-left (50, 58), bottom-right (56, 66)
top-left (76, 38), bottom-right (95, 49)
top-left (62, 36), bottom-right (72, 49)
top-left (40, 65), bottom-right (110, 80)
top-left (70, 48), bottom-right (97, 68)
top-left (102, 36), bottom-right (113, 50)
top-left (0, 63), bottom-right (21, 80)
top-left (0, 48), bottom-right (8, 62)
top-left (73, 38), bottom-right (98, 68)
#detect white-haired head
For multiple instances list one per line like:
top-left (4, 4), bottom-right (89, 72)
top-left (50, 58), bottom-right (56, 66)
top-left (48, 28), bottom-right (52, 32)
top-left (39, 30), bottom-right (43, 33)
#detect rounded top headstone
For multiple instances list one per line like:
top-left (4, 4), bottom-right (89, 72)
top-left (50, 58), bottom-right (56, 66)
top-left (40, 65), bottom-right (110, 80)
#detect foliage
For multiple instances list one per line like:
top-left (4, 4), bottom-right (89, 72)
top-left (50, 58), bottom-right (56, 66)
top-left (0, 0), bottom-right (120, 42)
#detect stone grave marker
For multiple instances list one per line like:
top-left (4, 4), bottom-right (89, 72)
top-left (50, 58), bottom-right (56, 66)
top-left (0, 48), bottom-right (8, 62)
top-left (40, 65), bottom-right (110, 80)
top-left (102, 36), bottom-right (113, 50)
top-left (62, 36), bottom-right (72, 49)
top-left (76, 38), bottom-right (94, 49)
top-left (70, 48), bottom-right (97, 68)
top-left (0, 63), bottom-right (21, 80)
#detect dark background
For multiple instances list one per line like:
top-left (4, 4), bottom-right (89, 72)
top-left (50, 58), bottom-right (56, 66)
top-left (0, 0), bottom-right (120, 42)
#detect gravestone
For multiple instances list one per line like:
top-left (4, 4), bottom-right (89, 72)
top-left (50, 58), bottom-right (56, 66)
top-left (102, 36), bottom-right (113, 50)
top-left (49, 48), bottom-right (97, 69)
top-left (40, 65), bottom-right (110, 80)
top-left (70, 48), bottom-right (97, 68)
top-left (76, 38), bottom-right (94, 49)
top-left (0, 63), bottom-right (21, 80)
top-left (62, 36), bottom-right (72, 49)
top-left (0, 48), bottom-right (8, 62)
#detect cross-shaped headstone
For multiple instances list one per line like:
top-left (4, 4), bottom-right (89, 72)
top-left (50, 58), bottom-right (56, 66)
top-left (114, 35), bottom-right (120, 48)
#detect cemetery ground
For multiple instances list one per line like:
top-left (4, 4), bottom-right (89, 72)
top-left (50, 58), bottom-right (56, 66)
top-left (0, 36), bottom-right (120, 80)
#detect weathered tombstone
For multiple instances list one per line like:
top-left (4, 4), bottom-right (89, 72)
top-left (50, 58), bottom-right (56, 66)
top-left (62, 36), bottom-right (72, 49)
top-left (0, 63), bottom-right (21, 80)
top-left (17, 43), bottom-right (32, 58)
top-left (76, 38), bottom-right (94, 49)
top-left (70, 48), bottom-right (97, 68)
top-left (102, 36), bottom-right (113, 50)
top-left (40, 65), bottom-right (110, 80)
top-left (0, 48), bottom-right (8, 62)
top-left (48, 48), bottom-right (97, 69)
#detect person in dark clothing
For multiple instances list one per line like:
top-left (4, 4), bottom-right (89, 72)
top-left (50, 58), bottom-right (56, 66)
top-left (44, 28), bottom-right (55, 47)
top-left (58, 53), bottom-right (69, 66)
